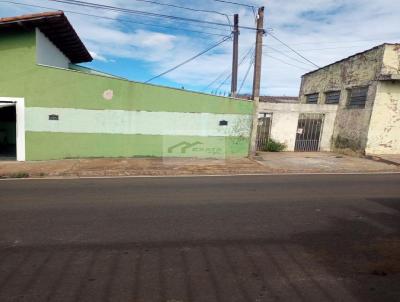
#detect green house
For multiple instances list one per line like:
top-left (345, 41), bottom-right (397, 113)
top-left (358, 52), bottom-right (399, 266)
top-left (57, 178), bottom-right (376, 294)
top-left (0, 11), bottom-right (253, 161)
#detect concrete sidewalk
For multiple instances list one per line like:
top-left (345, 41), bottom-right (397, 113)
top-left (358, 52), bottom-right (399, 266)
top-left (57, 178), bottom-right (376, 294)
top-left (0, 153), bottom-right (399, 179)
top-left (0, 157), bottom-right (268, 179)
top-left (256, 152), bottom-right (400, 173)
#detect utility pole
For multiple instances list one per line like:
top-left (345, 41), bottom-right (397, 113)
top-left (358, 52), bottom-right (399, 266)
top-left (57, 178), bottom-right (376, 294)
top-left (249, 6), bottom-right (265, 156)
top-left (230, 14), bottom-right (239, 98)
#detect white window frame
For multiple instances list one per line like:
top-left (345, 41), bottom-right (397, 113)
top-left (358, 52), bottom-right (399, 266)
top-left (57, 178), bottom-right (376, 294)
top-left (0, 97), bottom-right (25, 161)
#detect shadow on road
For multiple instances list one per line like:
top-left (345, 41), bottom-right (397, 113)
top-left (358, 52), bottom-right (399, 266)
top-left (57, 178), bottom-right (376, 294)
top-left (1, 238), bottom-right (358, 302)
top-left (0, 193), bottom-right (399, 301)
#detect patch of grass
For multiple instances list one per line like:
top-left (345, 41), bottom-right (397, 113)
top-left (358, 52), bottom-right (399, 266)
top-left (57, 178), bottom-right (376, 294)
top-left (264, 139), bottom-right (287, 152)
top-left (11, 172), bottom-right (30, 179)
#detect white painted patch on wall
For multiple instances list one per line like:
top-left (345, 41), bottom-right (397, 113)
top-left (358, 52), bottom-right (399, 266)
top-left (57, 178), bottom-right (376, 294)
top-left (366, 81), bottom-right (400, 155)
top-left (36, 29), bottom-right (70, 69)
top-left (25, 108), bottom-right (252, 137)
top-left (102, 90), bottom-right (114, 101)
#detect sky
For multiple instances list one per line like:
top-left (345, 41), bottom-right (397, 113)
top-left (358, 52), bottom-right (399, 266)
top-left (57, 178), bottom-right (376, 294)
top-left (0, 0), bottom-right (400, 96)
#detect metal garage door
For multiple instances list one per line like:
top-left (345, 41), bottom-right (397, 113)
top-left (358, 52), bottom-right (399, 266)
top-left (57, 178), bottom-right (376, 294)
top-left (295, 113), bottom-right (324, 152)
top-left (256, 113), bottom-right (272, 151)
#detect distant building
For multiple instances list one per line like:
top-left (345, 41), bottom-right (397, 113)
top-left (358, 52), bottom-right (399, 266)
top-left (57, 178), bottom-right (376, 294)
top-left (300, 43), bottom-right (400, 155)
top-left (259, 96), bottom-right (299, 104)
top-left (239, 95), bottom-right (298, 103)
top-left (256, 44), bottom-right (400, 155)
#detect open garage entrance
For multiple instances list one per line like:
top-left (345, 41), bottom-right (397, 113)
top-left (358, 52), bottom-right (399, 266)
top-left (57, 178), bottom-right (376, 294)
top-left (0, 98), bottom-right (25, 161)
top-left (0, 104), bottom-right (16, 159)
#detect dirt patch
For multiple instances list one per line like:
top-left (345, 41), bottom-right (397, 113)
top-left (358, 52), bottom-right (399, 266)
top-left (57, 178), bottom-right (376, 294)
top-left (1, 152), bottom-right (399, 179)
top-left (0, 157), bottom-right (272, 179)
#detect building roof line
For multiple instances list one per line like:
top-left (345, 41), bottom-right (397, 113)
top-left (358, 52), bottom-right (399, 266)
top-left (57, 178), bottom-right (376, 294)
top-left (0, 11), bottom-right (92, 63)
top-left (301, 43), bottom-right (400, 77)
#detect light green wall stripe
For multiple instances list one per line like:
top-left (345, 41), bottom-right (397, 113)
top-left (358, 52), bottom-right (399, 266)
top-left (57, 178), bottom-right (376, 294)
top-left (25, 132), bottom-right (250, 161)
top-left (25, 107), bottom-right (252, 137)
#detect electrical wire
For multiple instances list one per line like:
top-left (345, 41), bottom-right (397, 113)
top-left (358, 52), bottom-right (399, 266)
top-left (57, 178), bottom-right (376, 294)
top-left (264, 53), bottom-right (311, 71)
top-left (264, 45), bottom-right (317, 67)
top-left (213, 46), bottom-right (254, 92)
top-left (238, 50), bottom-right (255, 94)
top-left (1, 1), bottom-right (230, 38)
top-left (264, 45), bottom-right (385, 53)
top-left (267, 32), bottom-right (320, 68)
top-left (145, 35), bottom-right (232, 83)
top-left (125, 0), bottom-right (233, 30)
top-left (47, 0), bottom-right (261, 31)
top-left (213, 0), bottom-right (257, 23)
top-left (202, 66), bottom-right (231, 92)
top-left (214, 73), bottom-right (232, 93)
top-left (266, 36), bottom-right (400, 47)
top-left (202, 46), bottom-right (253, 92)
top-left (212, 0), bottom-right (255, 9)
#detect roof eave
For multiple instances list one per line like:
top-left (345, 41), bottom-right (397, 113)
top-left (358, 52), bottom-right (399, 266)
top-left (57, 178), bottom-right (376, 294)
top-left (0, 11), bottom-right (92, 64)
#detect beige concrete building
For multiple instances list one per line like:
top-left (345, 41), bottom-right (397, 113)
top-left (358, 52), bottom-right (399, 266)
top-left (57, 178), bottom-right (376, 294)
top-left (257, 44), bottom-right (400, 155)
top-left (299, 43), bottom-right (400, 155)
top-left (258, 102), bottom-right (338, 152)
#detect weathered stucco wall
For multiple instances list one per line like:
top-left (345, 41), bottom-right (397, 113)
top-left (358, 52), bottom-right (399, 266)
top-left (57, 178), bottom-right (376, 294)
top-left (0, 30), bottom-right (253, 160)
top-left (258, 103), bottom-right (338, 151)
top-left (381, 44), bottom-right (400, 77)
top-left (299, 46), bottom-right (385, 154)
top-left (366, 81), bottom-right (400, 154)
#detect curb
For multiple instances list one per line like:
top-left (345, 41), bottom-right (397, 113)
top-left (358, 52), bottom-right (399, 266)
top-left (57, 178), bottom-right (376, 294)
top-left (365, 155), bottom-right (400, 167)
top-left (1, 171), bottom-right (400, 181)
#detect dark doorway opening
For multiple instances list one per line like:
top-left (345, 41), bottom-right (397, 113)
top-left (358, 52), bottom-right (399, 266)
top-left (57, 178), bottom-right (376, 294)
top-left (0, 105), bottom-right (16, 159)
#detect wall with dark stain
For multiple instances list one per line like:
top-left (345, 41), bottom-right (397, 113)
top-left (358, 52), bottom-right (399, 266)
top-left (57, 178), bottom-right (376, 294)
top-left (299, 46), bottom-right (386, 154)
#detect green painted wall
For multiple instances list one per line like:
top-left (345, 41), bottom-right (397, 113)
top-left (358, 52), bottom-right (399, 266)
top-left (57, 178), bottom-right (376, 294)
top-left (0, 30), bottom-right (254, 160)
top-left (26, 132), bottom-right (249, 160)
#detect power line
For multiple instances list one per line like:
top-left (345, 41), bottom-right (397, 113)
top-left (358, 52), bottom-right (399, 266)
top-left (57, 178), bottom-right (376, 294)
top-left (214, 73), bottom-right (232, 92)
top-left (238, 49), bottom-right (255, 94)
top-left (47, 0), bottom-right (261, 31)
top-left (212, 0), bottom-right (255, 9)
top-left (145, 35), bottom-right (232, 83)
top-left (264, 45), bottom-right (316, 67)
top-left (1, 1), bottom-right (230, 38)
top-left (266, 36), bottom-right (400, 47)
top-left (213, 0), bottom-right (257, 21)
top-left (264, 53), bottom-right (311, 71)
top-left (202, 46), bottom-right (253, 92)
top-left (202, 66), bottom-right (231, 92)
top-left (126, 0), bottom-right (233, 29)
top-left (264, 44), bottom-right (385, 53)
top-left (267, 32), bottom-right (320, 68)
top-left (214, 46), bottom-right (254, 92)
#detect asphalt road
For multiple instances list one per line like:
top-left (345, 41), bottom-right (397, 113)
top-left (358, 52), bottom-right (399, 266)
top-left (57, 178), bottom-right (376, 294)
top-left (0, 174), bottom-right (399, 302)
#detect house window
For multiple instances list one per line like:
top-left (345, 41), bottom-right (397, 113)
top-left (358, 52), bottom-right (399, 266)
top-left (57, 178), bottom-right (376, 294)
top-left (306, 93), bottom-right (319, 104)
top-left (325, 91), bottom-right (341, 104)
top-left (348, 86), bottom-right (369, 108)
